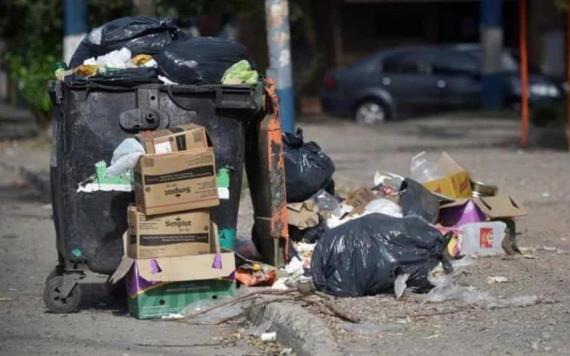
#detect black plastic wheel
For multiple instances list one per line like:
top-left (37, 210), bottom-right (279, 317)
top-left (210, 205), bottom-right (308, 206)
top-left (43, 275), bottom-right (82, 313)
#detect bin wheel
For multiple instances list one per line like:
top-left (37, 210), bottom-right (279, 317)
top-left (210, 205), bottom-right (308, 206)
top-left (43, 275), bottom-right (81, 313)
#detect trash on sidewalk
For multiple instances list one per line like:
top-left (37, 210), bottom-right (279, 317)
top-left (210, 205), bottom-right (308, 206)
top-left (69, 16), bottom-right (183, 68)
top-left (312, 214), bottom-right (452, 297)
top-left (126, 205), bottom-right (211, 258)
top-left (283, 128), bottom-right (335, 203)
top-left (487, 276), bottom-right (509, 284)
top-left (134, 129), bottom-right (219, 215)
top-left (458, 221), bottom-right (507, 256)
top-left (110, 231), bottom-right (236, 320)
top-left (221, 60), bottom-right (259, 85)
top-left (155, 37), bottom-right (252, 85)
top-left (439, 195), bottom-right (527, 227)
top-left (412, 152), bottom-right (472, 198)
top-left (287, 200), bottom-right (320, 230)
top-left (260, 332), bottom-right (277, 342)
top-left (236, 261), bottom-right (277, 287)
top-left (399, 178), bottom-right (440, 223)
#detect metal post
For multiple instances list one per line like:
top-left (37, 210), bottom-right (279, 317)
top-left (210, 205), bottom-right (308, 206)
top-left (265, 0), bottom-right (295, 133)
top-left (63, 0), bottom-right (88, 65)
top-left (519, 0), bottom-right (529, 148)
top-left (480, 0), bottom-right (504, 110)
top-left (567, 0), bottom-right (570, 151)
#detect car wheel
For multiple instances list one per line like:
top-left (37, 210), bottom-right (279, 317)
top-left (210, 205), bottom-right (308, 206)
top-left (354, 101), bottom-right (388, 125)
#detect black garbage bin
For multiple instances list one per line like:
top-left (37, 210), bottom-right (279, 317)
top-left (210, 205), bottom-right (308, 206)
top-left (44, 80), bottom-right (262, 313)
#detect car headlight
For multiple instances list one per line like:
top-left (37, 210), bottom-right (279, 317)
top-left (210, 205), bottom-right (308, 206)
top-left (529, 83), bottom-right (560, 98)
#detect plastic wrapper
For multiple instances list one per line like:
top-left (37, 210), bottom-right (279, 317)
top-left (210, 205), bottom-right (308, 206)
top-left (106, 138), bottom-right (145, 177)
top-left (155, 37), bottom-right (252, 84)
top-left (70, 16), bottom-right (184, 68)
top-left (311, 213), bottom-right (452, 297)
top-left (283, 129), bottom-right (335, 203)
top-left (399, 178), bottom-right (441, 223)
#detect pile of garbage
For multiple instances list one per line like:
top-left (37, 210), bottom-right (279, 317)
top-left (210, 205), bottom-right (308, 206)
top-left (57, 16), bottom-right (258, 86)
top-left (269, 148), bottom-right (528, 299)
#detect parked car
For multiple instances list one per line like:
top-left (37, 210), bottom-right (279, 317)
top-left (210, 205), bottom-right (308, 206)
top-left (321, 44), bottom-right (565, 124)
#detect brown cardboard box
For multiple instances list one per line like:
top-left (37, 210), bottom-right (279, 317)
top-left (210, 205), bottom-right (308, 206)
top-left (134, 149), bottom-right (219, 215)
top-left (127, 206), bottom-right (211, 258)
top-left (344, 187), bottom-right (376, 216)
top-left (422, 152), bottom-right (472, 199)
top-left (136, 124), bottom-right (208, 154)
top-left (440, 195), bottom-right (528, 221)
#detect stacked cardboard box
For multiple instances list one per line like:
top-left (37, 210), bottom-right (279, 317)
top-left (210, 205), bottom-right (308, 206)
top-left (112, 124), bottom-right (236, 320)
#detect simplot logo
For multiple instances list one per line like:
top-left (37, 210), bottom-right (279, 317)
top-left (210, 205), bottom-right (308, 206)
top-left (164, 187), bottom-right (191, 197)
top-left (165, 219), bottom-right (192, 228)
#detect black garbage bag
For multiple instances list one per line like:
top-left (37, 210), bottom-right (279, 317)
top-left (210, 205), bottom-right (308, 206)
top-left (399, 178), bottom-right (441, 223)
top-left (311, 214), bottom-right (452, 297)
top-left (155, 37), bottom-right (252, 84)
top-left (289, 217), bottom-right (329, 243)
top-left (65, 68), bottom-right (161, 87)
top-left (69, 16), bottom-right (184, 68)
top-left (284, 129), bottom-right (335, 203)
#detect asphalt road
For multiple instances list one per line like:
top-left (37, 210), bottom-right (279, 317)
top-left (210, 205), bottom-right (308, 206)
top-left (0, 163), bottom-right (259, 356)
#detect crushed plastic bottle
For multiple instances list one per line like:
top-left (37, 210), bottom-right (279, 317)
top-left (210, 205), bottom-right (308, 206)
top-left (409, 151), bottom-right (442, 183)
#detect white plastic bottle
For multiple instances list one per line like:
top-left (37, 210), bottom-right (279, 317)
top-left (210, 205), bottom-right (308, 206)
top-left (459, 221), bottom-right (507, 256)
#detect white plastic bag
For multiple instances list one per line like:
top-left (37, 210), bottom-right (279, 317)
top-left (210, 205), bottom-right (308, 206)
top-left (106, 138), bottom-right (145, 177)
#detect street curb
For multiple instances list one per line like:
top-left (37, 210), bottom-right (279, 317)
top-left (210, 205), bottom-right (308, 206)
top-left (246, 301), bottom-right (342, 356)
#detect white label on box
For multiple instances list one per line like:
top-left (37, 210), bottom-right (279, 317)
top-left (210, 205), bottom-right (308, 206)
top-left (154, 141), bottom-right (172, 154)
top-left (218, 187), bottom-right (230, 200)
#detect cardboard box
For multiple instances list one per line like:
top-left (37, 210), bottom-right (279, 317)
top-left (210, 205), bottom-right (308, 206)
top-left (439, 195), bottom-right (528, 227)
top-left (127, 206), bottom-right (211, 258)
top-left (110, 232), bottom-right (236, 320)
top-left (136, 124), bottom-right (208, 154)
top-left (422, 152), bottom-right (472, 199)
top-left (134, 149), bottom-right (219, 215)
top-left (344, 187), bottom-right (376, 216)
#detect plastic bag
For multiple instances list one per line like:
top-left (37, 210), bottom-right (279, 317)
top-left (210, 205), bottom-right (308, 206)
top-left (409, 151), bottom-right (442, 183)
top-left (69, 16), bottom-right (184, 68)
top-left (106, 138), bottom-right (145, 177)
top-left (283, 129), bottom-right (335, 203)
top-left (311, 214), bottom-right (452, 297)
top-left (398, 178), bottom-right (441, 223)
top-left (155, 37), bottom-right (252, 84)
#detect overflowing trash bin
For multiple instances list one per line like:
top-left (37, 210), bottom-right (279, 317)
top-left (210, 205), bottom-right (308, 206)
top-left (44, 17), bottom-right (288, 315)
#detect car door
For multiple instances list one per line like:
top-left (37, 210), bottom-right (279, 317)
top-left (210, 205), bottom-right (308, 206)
top-left (429, 50), bottom-right (481, 108)
top-left (379, 51), bottom-right (442, 110)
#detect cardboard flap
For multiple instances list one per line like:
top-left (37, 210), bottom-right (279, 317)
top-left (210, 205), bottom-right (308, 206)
top-left (137, 252), bottom-right (235, 282)
top-left (440, 198), bottom-right (470, 209)
top-left (437, 152), bottom-right (466, 175)
top-left (474, 195), bottom-right (528, 218)
top-left (109, 256), bottom-right (135, 284)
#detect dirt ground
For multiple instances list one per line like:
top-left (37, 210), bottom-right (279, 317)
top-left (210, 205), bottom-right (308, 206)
top-left (1, 112), bottom-right (569, 355)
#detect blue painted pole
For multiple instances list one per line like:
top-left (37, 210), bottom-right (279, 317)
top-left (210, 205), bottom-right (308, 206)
top-left (480, 0), bottom-right (504, 109)
top-left (265, 0), bottom-right (295, 133)
top-left (63, 0), bottom-right (88, 65)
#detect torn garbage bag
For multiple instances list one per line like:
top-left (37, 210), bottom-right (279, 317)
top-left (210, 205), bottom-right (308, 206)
top-left (283, 129), bottom-right (335, 203)
top-left (155, 37), bottom-right (252, 84)
top-left (399, 178), bottom-right (441, 223)
top-left (69, 16), bottom-right (184, 68)
top-left (311, 214), bottom-right (452, 297)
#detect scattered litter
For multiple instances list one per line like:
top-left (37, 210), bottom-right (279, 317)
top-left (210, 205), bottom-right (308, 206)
top-left (236, 262), bottom-right (276, 287)
top-left (541, 192), bottom-right (551, 198)
top-left (260, 332), bottom-right (277, 342)
top-left (283, 128), bottom-right (335, 203)
top-left (487, 276), bottom-right (509, 284)
top-left (312, 214), bottom-right (452, 297)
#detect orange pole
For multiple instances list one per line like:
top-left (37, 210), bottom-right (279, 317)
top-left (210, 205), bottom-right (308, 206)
top-left (519, 0), bottom-right (529, 148)
top-left (567, 0), bottom-right (570, 151)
